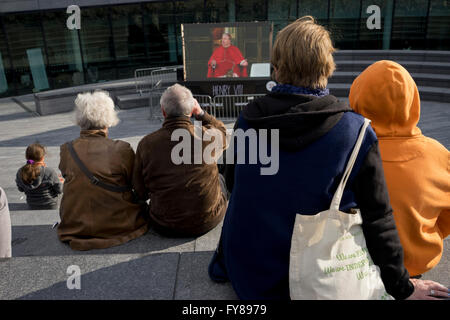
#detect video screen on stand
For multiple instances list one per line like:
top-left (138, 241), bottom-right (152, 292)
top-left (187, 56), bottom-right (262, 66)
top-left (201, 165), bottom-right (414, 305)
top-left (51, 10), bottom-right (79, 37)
top-left (182, 22), bottom-right (273, 81)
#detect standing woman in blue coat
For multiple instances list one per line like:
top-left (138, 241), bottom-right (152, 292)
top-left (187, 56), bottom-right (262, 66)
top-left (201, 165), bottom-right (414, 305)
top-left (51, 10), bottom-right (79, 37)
top-left (208, 16), bottom-right (448, 300)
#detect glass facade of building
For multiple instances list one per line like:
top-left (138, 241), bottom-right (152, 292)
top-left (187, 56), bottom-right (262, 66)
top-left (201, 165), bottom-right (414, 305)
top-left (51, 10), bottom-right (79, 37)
top-left (0, 0), bottom-right (448, 97)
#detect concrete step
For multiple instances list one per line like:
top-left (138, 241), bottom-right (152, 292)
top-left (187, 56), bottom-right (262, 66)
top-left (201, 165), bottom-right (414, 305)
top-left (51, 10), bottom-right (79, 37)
top-left (0, 251), bottom-right (237, 300)
top-left (335, 60), bottom-right (450, 75)
top-left (33, 78), bottom-right (140, 115)
top-left (116, 93), bottom-right (151, 110)
top-left (116, 92), bottom-right (165, 110)
top-left (329, 83), bottom-right (450, 103)
top-left (0, 99), bottom-right (448, 301)
top-left (8, 208), bottom-right (223, 257)
top-left (0, 207), bottom-right (235, 300)
top-left (329, 72), bottom-right (450, 88)
top-left (0, 98), bottom-right (35, 122)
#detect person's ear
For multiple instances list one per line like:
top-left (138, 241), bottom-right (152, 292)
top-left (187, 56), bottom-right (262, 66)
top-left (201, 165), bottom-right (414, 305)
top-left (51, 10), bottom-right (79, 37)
top-left (161, 106), bottom-right (167, 118)
top-left (272, 66), bottom-right (278, 80)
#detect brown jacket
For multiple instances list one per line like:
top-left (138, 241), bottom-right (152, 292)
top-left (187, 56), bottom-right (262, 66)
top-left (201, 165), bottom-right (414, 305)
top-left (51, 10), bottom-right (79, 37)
top-left (132, 112), bottom-right (227, 236)
top-left (57, 130), bottom-right (149, 251)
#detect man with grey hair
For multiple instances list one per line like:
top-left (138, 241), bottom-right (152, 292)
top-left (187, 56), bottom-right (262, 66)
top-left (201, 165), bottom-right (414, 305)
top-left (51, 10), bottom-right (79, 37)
top-left (132, 84), bottom-right (228, 237)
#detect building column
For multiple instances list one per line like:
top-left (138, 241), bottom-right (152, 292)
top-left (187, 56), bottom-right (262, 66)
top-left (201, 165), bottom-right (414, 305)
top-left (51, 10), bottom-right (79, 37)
top-left (383, 0), bottom-right (394, 49)
top-left (69, 30), bottom-right (84, 85)
top-left (228, 0), bottom-right (236, 22)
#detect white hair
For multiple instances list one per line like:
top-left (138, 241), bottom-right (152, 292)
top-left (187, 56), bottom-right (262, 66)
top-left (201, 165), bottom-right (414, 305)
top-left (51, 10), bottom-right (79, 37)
top-left (160, 84), bottom-right (195, 117)
top-left (74, 90), bottom-right (119, 130)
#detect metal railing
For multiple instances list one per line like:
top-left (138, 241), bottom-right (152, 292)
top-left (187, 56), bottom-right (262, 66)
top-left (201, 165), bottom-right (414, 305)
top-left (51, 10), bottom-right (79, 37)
top-left (143, 65), bottom-right (183, 121)
top-left (212, 94), bottom-right (265, 119)
top-left (134, 67), bottom-right (160, 95)
top-left (134, 65), bottom-right (182, 95)
top-left (150, 66), bottom-right (181, 85)
top-left (193, 94), bottom-right (214, 116)
top-left (136, 64), bottom-right (266, 121)
top-left (148, 93), bottom-right (265, 121)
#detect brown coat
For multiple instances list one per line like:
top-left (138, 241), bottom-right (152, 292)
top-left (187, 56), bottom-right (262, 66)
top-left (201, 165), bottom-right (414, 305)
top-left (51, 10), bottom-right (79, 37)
top-left (57, 130), bottom-right (149, 251)
top-left (132, 112), bottom-right (227, 236)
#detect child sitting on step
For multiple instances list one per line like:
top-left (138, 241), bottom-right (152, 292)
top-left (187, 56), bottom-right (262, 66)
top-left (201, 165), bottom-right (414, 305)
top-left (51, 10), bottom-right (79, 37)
top-left (16, 143), bottom-right (63, 210)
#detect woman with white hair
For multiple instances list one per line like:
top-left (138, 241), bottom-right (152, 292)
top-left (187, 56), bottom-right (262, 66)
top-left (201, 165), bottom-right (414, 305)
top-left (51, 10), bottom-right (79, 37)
top-left (57, 90), bottom-right (149, 251)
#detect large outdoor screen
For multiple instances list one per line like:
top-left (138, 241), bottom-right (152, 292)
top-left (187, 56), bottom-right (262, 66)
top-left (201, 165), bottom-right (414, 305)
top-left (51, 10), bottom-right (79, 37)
top-left (182, 22), bottom-right (273, 81)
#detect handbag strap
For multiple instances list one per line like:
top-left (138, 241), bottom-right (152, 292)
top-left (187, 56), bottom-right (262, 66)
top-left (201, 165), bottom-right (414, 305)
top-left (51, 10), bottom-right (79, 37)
top-left (66, 141), bottom-right (132, 193)
top-left (329, 118), bottom-right (371, 211)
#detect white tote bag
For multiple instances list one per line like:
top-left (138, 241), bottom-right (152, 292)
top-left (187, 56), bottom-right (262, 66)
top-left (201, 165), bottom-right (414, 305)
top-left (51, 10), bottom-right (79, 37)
top-left (289, 118), bottom-right (393, 300)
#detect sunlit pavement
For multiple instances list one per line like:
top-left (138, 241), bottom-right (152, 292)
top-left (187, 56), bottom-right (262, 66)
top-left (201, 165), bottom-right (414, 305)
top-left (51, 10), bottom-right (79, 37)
top-left (0, 96), bottom-right (448, 299)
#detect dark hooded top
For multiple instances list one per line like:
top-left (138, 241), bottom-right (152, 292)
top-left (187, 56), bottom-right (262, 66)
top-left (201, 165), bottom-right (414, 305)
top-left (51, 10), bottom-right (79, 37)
top-left (16, 166), bottom-right (63, 209)
top-left (209, 92), bottom-right (414, 300)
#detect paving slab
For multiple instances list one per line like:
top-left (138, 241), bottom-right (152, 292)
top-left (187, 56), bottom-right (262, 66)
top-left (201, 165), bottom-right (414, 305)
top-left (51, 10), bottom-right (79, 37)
top-left (174, 251), bottom-right (238, 300)
top-left (420, 238), bottom-right (450, 288)
top-left (418, 101), bottom-right (450, 149)
top-left (11, 94), bottom-right (38, 114)
top-left (194, 220), bottom-right (222, 252)
top-left (0, 97), bottom-right (448, 301)
top-left (0, 253), bottom-right (180, 300)
top-left (0, 98), bottom-right (32, 122)
top-left (10, 222), bottom-right (196, 257)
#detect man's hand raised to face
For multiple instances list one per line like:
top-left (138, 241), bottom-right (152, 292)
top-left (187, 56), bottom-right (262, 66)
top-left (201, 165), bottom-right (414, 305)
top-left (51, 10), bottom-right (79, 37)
top-left (192, 99), bottom-right (205, 118)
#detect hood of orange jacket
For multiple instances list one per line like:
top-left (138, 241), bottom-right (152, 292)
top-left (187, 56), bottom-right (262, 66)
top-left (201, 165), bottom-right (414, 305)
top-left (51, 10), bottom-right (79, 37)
top-left (349, 60), bottom-right (422, 138)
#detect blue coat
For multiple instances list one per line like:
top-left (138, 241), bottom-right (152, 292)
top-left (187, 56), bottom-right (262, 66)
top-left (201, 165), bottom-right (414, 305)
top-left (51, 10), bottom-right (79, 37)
top-left (209, 93), bottom-right (413, 300)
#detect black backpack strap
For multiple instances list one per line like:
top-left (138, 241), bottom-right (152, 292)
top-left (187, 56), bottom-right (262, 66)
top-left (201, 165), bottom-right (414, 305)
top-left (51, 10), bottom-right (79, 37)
top-left (67, 141), bottom-right (132, 193)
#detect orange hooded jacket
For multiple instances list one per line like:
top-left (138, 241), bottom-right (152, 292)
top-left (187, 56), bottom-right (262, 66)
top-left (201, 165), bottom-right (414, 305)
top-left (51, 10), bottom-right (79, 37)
top-left (349, 60), bottom-right (450, 276)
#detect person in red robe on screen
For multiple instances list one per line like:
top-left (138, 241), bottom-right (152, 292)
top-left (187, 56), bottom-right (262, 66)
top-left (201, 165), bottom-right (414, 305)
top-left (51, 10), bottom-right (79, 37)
top-left (207, 33), bottom-right (248, 78)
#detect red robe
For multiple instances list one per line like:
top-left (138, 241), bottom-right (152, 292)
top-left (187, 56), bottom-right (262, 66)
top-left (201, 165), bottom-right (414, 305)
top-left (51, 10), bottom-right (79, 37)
top-left (207, 45), bottom-right (248, 78)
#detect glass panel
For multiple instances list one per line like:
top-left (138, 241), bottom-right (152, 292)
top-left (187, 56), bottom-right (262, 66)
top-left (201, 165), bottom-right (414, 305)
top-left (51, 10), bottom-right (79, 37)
top-left (143, 1), bottom-right (178, 66)
top-left (236, 0), bottom-right (267, 22)
top-left (175, 0), bottom-right (205, 63)
top-left (205, 0), bottom-right (231, 23)
top-left (3, 12), bottom-right (49, 94)
top-left (175, 0), bottom-right (205, 24)
top-left (391, 0), bottom-right (429, 49)
top-left (79, 7), bottom-right (116, 83)
top-left (110, 4), bottom-right (147, 79)
top-left (427, 0), bottom-right (450, 50)
top-left (359, 0), bottom-right (394, 49)
top-left (268, 0), bottom-right (297, 38)
top-left (298, 0), bottom-right (329, 20)
top-left (0, 18), bottom-right (14, 97)
top-left (41, 10), bottom-right (85, 89)
top-left (329, 0), bottom-right (361, 49)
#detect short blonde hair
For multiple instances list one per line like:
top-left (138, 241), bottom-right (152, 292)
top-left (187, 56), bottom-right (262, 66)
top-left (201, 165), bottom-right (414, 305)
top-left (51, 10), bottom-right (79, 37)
top-left (74, 90), bottom-right (119, 130)
top-left (271, 16), bottom-right (336, 89)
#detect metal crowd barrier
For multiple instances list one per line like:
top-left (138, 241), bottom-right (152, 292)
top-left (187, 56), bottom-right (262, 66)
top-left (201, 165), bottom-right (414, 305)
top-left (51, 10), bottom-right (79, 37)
top-left (212, 94), bottom-right (265, 119)
top-left (151, 93), bottom-right (265, 120)
top-left (135, 65), bottom-right (182, 95)
top-left (144, 65), bottom-right (182, 121)
top-left (193, 94), bottom-right (214, 116)
top-left (150, 66), bottom-right (181, 85)
top-left (137, 65), bottom-right (265, 121)
top-left (134, 67), bottom-right (160, 95)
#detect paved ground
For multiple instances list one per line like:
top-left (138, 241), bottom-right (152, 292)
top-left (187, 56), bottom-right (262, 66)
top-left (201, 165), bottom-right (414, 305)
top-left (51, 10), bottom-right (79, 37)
top-left (0, 96), bottom-right (448, 300)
